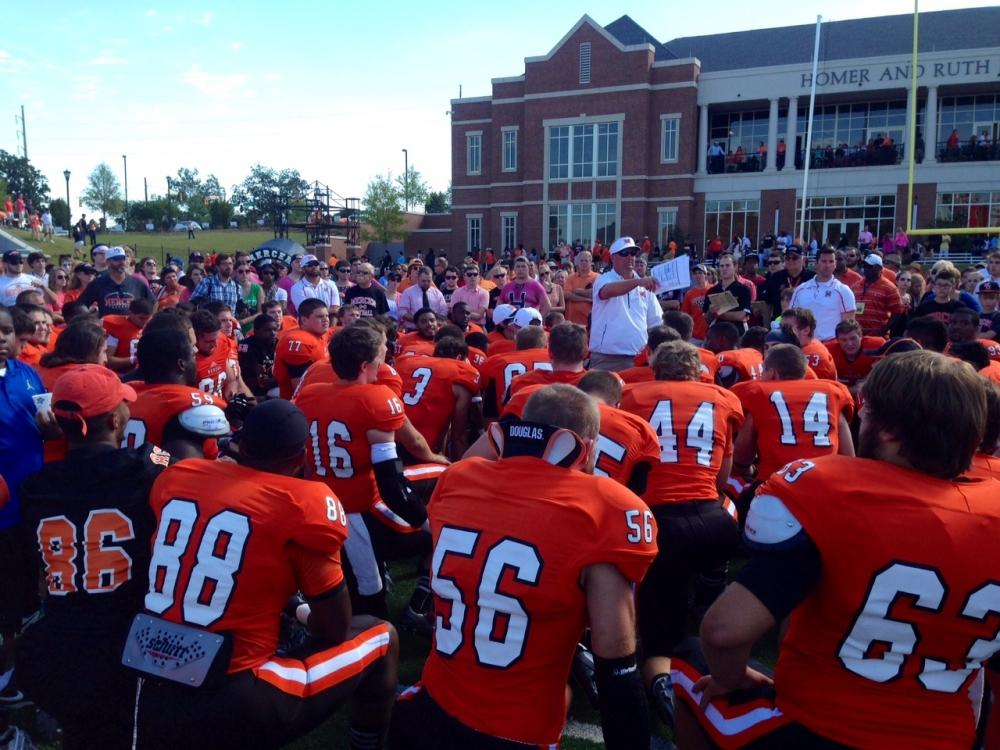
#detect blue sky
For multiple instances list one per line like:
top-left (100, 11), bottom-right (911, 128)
top-left (0, 0), bottom-right (988, 216)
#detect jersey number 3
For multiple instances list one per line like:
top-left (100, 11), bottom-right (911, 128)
top-left (432, 526), bottom-right (542, 668)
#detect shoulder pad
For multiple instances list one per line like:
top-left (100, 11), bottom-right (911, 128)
top-left (744, 494), bottom-right (803, 547)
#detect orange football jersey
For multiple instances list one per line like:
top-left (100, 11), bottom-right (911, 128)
top-left (969, 451), bottom-right (1000, 479)
top-left (395, 355), bottom-right (480, 450)
top-left (620, 380), bottom-right (744, 504)
top-left (758, 456), bottom-right (1000, 749)
top-left (619, 365), bottom-right (654, 384)
top-left (825, 339), bottom-right (881, 388)
top-left (145, 459), bottom-right (348, 674)
top-left (979, 360), bottom-right (1000, 386)
top-left (124, 383), bottom-right (227, 451)
top-left (296, 382), bottom-right (406, 513)
top-left (17, 342), bottom-right (45, 367)
top-left (397, 339), bottom-right (436, 358)
top-left (479, 348), bottom-right (552, 411)
top-left (801, 339), bottom-right (837, 380)
top-left (102, 315), bottom-right (144, 359)
top-left (38, 362), bottom-right (80, 463)
top-left (274, 328), bottom-right (329, 399)
top-left (195, 335), bottom-right (236, 397)
top-left (732, 379), bottom-right (854, 478)
top-left (421, 455), bottom-right (656, 745)
top-left (717, 348), bottom-right (764, 383)
top-left (487, 338), bottom-right (516, 356)
top-left (292, 360), bottom-right (403, 400)
top-left (508, 367), bottom-right (585, 395)
top-left (467, 346), bottom-right (487, 372)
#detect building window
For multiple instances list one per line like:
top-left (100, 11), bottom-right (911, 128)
top-left (501, 214), bottom-right (517, 251)
top-left (937, 95), bottom-right (1000, 161)
top-left (579, 42), bottom-right (591, 85)
top-left (793, 194), bottom-right (896, 247)
top-left (936, 191), bottom-right (1000, 229)
top-left (661, 117), bottom-right (679, 163)
top-left (549, 126), bottom-right (570, 179)
top-left (791, 101), bottom-right (921, 170)
top-left (708, 111), bottom-right (771, 173)
top-left (466, 132), bottom-right (482, 176)
top-left (467, 215), bottom-right (482, 252)
top-left (704, 199), bottom-right (761, 248)
top-left (502, 128), bottom-right (518, 172)
top-left (548, 202), bottom-right (617, 250)
top-left (657, 208), bottom-right (678, 249)
top-left (548, 121), bottom-right (618, 180)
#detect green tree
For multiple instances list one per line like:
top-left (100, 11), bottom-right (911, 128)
top-left (361, 174), bottom-right (407, 245)
top-left (395, 166), bottom-right (429, 212)
top-left (424, 190), bottom-right (450, 214)
top-left (231, 164), bottom-right (308, 222)
top-left (208, 199), bottom-right (235, 228)
top-left (81, 163), bottom-right (123, 221)
top-left (48, 198), bottom-right (70, 228)
top-left (0, 151), bottom-right (50, 207)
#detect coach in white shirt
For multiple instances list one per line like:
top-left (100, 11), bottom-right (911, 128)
top-left (789, 246), bottom-right (855, 340)
top-left (289, 254), bottom-right (341, 313)
top-left (589, 236), bottom-right (663, 371)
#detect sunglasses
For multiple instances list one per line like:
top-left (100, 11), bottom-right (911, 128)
top-left (445, 275), bottom-right (458, 280)
top-left (615, 248), bottom-right (640, 257)
top-left (465, 272), bottom-right (479, 277)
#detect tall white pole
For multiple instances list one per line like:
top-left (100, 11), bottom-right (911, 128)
top-left (798, 15), bottom-right (822, 245)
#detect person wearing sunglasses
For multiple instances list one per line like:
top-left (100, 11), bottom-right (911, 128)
top-left (450, 266), bottom-right (489, 325)
top-left (342, 262), bottom-right (389, 318)
top-left (439, 266), bottom-right (461, 305)
top-left (589, 236), bottom-right (662, 372)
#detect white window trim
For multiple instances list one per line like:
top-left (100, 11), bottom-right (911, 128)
top-left (466, 213), bottom-right (483, 252)
top-left (545, 115), bottom-right (624, 182)
top-left (660, 114), bottom-right (681, 164)
top-left (466, 131), bottom-right (482, 176)
top-left (500, 212), bottom-right (518, 250)
top-left (501, 127), bottom-right (518, 173)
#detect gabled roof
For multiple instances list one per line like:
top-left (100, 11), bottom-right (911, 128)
top-left (603, 15), bottom-right (677, 62)
top-left (663, 7), bottom-right (1000, 73)
top-left (524, 14), bottom-right (658, 64)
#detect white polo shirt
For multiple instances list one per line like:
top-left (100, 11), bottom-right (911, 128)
top-left (790, 276), bottom-right (856, 340)
top-left (290, 277), bottom-right (341, 312)
top-left (589, 270), bottom-right (663, 356)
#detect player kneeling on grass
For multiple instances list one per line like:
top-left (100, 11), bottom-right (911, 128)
top-left (131, 400), bottom-right (398, 750)
top-left (390, 384), bottom-right (657, 750)
top-left (673, 351), bottom-right (1000, 750)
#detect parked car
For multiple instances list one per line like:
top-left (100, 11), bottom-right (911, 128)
top-left (109, 224), bottom-right (125, 233)
top-left (172, 221), bottom-right (200, 232)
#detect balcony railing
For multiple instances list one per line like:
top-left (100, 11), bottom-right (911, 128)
top-left (706, 152), bottom-right (767, 174)
top-left (937, 139), bottom-right (1000, 163)
top-left (799, 142), bottom-right (903, 169)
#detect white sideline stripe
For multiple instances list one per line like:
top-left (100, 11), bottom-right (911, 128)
top-left (258, 631), bottom-right (391, 684)
top-left (672, 669), bottom-right (784, 736)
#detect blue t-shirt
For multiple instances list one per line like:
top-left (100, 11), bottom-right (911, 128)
top-left (0, 359), bottom-right (44, 529)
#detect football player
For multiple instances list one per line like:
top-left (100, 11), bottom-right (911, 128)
top-left (390, 385), bottom-right (656, 749)
top-left (706, 321), bottom-right (764, 387)
top-left (825, 318), bottom-right (881, 397)
top-left (508, 322), bottom-right (588, 394)
top-left (479, 325), bottom-right (551, 416)
top-left (136, 400), bottom-right (398, 750)
top-left (674, 351), bottom-right (1000, 750)
top-left (783, 307), bottom-right (837, 380)
top-left (274, 298), bottom-right (332, 399)
top-left (102, 298), bottom-right (153, 372)
top-left (190, 308), bottom-right (251, 400)
top-left (619, 340), bottom-right (744, 728)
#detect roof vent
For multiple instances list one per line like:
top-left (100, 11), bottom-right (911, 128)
top-left (579, 42), bottom-right (591, 84)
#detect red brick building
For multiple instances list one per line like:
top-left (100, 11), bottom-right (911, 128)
top-left (410, 9), bottom-right (1000, 260)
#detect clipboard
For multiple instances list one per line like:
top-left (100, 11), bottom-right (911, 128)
top-left (708, 291), bottom-right (739, 314)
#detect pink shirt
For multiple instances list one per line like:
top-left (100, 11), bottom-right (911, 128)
top-left (450, 285), bottom-right (489, 316)
top-left (500, 279), bottom-right (547, 309)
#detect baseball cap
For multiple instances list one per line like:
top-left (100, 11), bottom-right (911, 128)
top-left (864, 337), bottom-right (922, 357)
top-left (978, 281), bottom-right (1000, 294)
top-left (105, 246), bottom-right (128, 261)
top-left (863, 253), bottom-right (884, 267)
top-left (189, 252), bottom-right (205, 263)
top-left (765, 328), bottom-right (798, 346)
top-left (178, 404), bottom-right (231, 437)
top-left (52, 365), bottom-right (137, 434)
top-left (92, 244), bottom-right (109, 255)
top-left (301, 254), bottom-right (320, 266)
top-left (784, 245), bottom-right (804, 257)
top-left (74, 263), bottom-right (97, 274)
top-left (234, 398), bottom-right (309, 461)
top-left (492, 303), bottom-right (518, 326)
top-left (609, 236), bottom-right (638, 256)
top-left (692, 263), bottom-right (708, 273)
top-left (512, 307), bottom-right (543, 328)
top-left (2, 251), bottom-right (22, 264)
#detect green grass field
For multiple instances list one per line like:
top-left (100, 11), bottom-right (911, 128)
top-left (4, 226), bottom-right (312, 266)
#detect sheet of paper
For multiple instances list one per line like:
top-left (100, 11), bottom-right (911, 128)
top-left (650, 256), bottom-right (691, 293)
top-left (708, 291), bottom-right (739, 314)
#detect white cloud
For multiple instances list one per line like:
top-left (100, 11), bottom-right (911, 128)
top-left (144, 9), bottom-right (157, 16)
top-left (263, 73), bottom-right (280, 82)
top-left (180, 64), bottom-right (247, 98)
top-left (0, 50), bottom-right (10, 59)
top-left (231, 41), bottom-right (242, 50)
top-left (71, 75), bottom-right (100, 102)
top-left (194, 11), bottom-right (213, 25)
top-left (162, 25), bottom-right (174, 33)
top-left (92, 55), bottom-right (126, 66)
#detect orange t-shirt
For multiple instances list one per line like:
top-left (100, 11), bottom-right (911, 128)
top-left (395, 355), bottom-right (480, 450)
top-left (274, 327), bottom-right (329, 399)
top-left (620, 380), bottom-right (744, 504)
top-left (479, 348), bottom-right (552, 411)
top-left (146, 459), bottom-right (348, 673)
top-left (38, 362), bottom-right (81, 462)
top-left (681, 286), bottom-right (711, 341)
top-left (124, 383), bottom-right (226, 453)
top-left (825, 337), bottom-right (883, 388)
top-left (17, 342), bottom-right (45, 368)
top-left (564, 270), bottom-right (599, 327)
top-left (731, 378), bottom-right (855, 478)
top-left (102, 315), bottom-right (145, 359)
top-left (295, 382), bottom-right (406, 513)
top-left (420, 455), bottom-right (656, 745)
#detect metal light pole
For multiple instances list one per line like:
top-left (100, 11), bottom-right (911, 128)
top-left (166, 176), bottom-right (172, 228)
top-left (144, 177), bottom-right (148, 203)
top-left (401, 148), bottom-right (408, 211)
top-left (122, 155), bottom-right (128, 229)
top-left (63, 170), bottom-right (70, 228)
